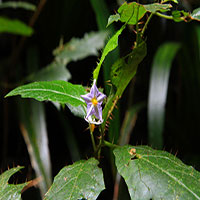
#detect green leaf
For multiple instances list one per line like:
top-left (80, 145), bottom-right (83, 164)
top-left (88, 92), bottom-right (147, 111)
top-left (0, 17), bottom-right (33, 36)
top-left (0, 1), bottom-right (36, 11)
top-left (66, 104), bottom-right (86, 118)
top-left (26, 62), bottom-right (71, 82)
top-left (0, 167), bottom-right (28, 200)
top-left (144, 3), bottom-right (172, 13)
top-left (5, 80), bottom-right (86, 106)
top-left (191, 7), bottom-right (200, 21)
top-left (44, 158), bottom-right (105, 200)
top-left (172, 10), bottom-right (190, 22)
top-left (53, 31), bottom-right (108, 65)
top-left (19, 100), bottom-right (52, 197)
top-left (107, 14), bottom-right (120, 27)
top-left (114, 145), bottom-right (200, 200)
top-left (161, 0), bottom-right (178, 3)
top-left (148, 42), bottom-right (181, 149)
top-left (118, 2), bottom-right (146, 25)
top-left (93, 24), bottom-right (126, 80)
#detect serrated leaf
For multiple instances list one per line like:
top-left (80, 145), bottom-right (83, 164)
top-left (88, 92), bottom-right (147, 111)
top-left (107, 13), bottom-right (120, 27)
top-left (114, 145), bottom-right (200, 200)
top-left (144, 3), bottom-right (172, 13)
top-left (0, 167), bottom-right (28, 200)
top-left (0, 17), bottom-right (33, 36)
top-left (191, 7), bottom-right (200, 21)
top-left (44, 158), bottom-right (105, 200)
top-left (5, 80), bottom-right (86, 107)
top-left (54, 31), bottom-right (108, 65)
top-left (118, 2), bottom-right (146, 25)
top-left (0, 1), bottom-right (36, 11)
top-left (93, 24), bottom-right (126, 80)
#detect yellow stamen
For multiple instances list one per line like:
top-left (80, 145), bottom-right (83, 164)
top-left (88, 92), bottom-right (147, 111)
top-left (91, 98), bottom-right (98, 106)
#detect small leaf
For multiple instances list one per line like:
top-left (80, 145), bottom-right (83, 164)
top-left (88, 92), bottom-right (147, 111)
top-left (54, 31), bottom-right (108, 65)
top-left (191, 7), bottom-right (200, 21)
top-left (44, 158), bottom-right (105, 200)
top-left (0, 1), bottom-right (36, 11)
top-left (172, 10), bottom-right (190, 22)
top-left (144, 3), bottom-right (172, 13)
top-left (118, 2), bottom-right (146, 25)
top-left (0, 17), bottom-right (33, 36)
top-left (0, 167), bottom-right (28, 200)
top-left (5, 80), bottom-right (86, 107)
top-left (93, 24), bottom-right (126, 80)
top-left (107, 13), bottom-right (120, 27)
top-left (114, 145), bottom-right (200, 200)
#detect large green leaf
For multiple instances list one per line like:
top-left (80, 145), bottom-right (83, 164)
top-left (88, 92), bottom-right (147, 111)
top-left (0, 1), bottom-right (36, 11)
top-left (53, 31), bottom-right (108, 65)
top-left (0, 17), bottom-right (33, 36)
top-left (148, 42), bottom-right (181, 149)
top-left (5, 80), bottom-right (86, 106)
top-left (93, 24), bottom-right (126, 81)
top-left (0, 167), bottom-right (28, 200)
top-left (114, 145), bottom-right (200, 200)
top-left (44, 158), bottom-right (105, 200)
top-left (19, 100), bottom-right (52, 197)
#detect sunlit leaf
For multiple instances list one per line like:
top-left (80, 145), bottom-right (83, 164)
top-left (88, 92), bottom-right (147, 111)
top-left (93, 24), bottom-right (126, 80)
top-left (144, 3), bottom-right (172, 13)
top-left (191, 7), bottom-right (200, 21)
top-left (118, 2), bottom-right (146, 25)
top-left (19, 100), bottom-right (52, 197)
top-left (53, 31), bottom-right (108, 65)
top-left (161, 0), bottom-right (178, 3)
top-left (148, 42), bottom-right (180, 149)
top-left (5, 80), bottom-right (86, 106)
top-left (0, 17), bottom-right (33, 36)
top-left (0, 167), bottom-right (28, 200)
top-left (107, 14), bottom-right (120, 27)
top-left (114, 145), bottom-right (200, 200)
top-left (0, 1), bottom-right (36, 11)
top-left (44, 158), bottom-right (105, 200)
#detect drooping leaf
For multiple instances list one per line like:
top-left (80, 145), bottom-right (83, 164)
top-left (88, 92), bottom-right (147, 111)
top-left (0, 167), bottom-right (29, 200)
top-left (26, 62), bottom-right (71, 82)
top-left (19, 100), bottom-right (52, 197)
top-left (107, 14), bottom-right (120, 27)
top-left (144, 3), bottom-right (172, 13)
top-left (191, 7), bottom-right (200, 21)
top-left (93, 24), bottom-right (126, 80)
top-left (102, 41), bottom-right (146, 131)
top-left (148, 42), bottom-right (181, 149)
top-left (53, 31), bottom-right (108, 65)
top-left (5, 80), bottom-right (86, 107)
top-left (0, 17), bottom-right (33, 36)
top-left (44, 158), bottom-right (105, 200)
top-left (118, 2), bottom-right (146, 25)
top-left (114, 145), bottom-right (200, 200)
top-left (0, 1), bottom-right (36, 11)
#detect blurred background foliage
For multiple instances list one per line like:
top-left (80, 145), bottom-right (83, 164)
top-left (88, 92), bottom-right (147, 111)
top-left (1, 0), bottom-right (200, 199)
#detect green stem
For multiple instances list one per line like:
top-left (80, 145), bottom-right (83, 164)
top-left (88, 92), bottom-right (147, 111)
top-left (135, 4), bottom-right (140, 46)
top-left (141, 13), bottom-right (153, 37)
top-left (155, 12), bottom-right (174, 20)
top-left (90, 127), bottom-right (96, 152)
top-left (103, 140), bottom-right (118, 148)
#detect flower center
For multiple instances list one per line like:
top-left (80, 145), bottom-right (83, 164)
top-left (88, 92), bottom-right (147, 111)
top-left (91, 97), bottom-right (98, 106)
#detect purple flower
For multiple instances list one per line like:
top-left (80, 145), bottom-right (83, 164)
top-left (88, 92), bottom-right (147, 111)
top-left (81, 79), bottom-right (106, 124)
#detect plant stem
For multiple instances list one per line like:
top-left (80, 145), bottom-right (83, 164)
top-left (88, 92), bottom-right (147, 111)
top-left (103, 140), bottom-right (118, 148)
top-left (90, 126), bottom-right (96, 152)
top-left (141, 13), bottom-right (153, 37)
top-left (155, 12), bottom-right (174, 20)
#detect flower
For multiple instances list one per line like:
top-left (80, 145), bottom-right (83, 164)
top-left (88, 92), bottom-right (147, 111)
top-left (81, 79), bottom-right (106, 125)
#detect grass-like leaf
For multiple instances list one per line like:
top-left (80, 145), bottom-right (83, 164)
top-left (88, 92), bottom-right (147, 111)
top-left (114, 145), bottom-right (200, 200)
top-left (5, 80), bottom-right (86, 107)
top-left (0, 17), bottom-right (33, 36)
top-left (44, 158), bottom-right (105, 200)
top-left (0, 1), bottom-right (36, 11)
top-left (0, 167), bottom-right (28, 200)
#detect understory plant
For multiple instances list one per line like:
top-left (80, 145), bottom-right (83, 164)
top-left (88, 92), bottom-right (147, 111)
top-left (2, 0), bottom-right (200, 199)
